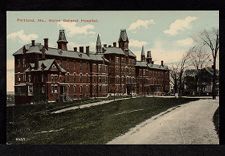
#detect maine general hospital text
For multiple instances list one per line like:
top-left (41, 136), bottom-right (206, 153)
top-left (16, 18), bottom-right (98, 23)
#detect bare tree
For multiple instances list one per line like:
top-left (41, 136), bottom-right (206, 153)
top-left (194, 28), bottom-right (219, 99)
top-left (188, 46), bottom-right (211, 94)
top-left (169, 51), bottom-right (191, 97)
top-left (169, 64), bottom-right (179, 94)
top-left (189, 46), bottom-right (211, 70)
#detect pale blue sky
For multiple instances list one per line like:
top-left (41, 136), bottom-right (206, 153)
top-left (7, 11), bottom-right (219, 91)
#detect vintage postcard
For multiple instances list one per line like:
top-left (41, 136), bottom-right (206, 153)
top-left (6, 11), bottom-right (219, 144)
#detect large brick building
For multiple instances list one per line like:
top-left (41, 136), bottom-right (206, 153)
top-left (13, 29), bottom-right (170, 104)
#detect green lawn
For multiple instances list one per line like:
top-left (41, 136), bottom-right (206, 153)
top-left (7, 97), bottom-right (199, 144)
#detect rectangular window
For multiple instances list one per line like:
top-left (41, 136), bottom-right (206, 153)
top-left (73, 86), bottom-right (76, 93)
top-left (54, 86), bottom-right (58, 93)
top-left (41, 74), bottom-right (44, 82)
top-left (51, 75), bottom-right (54, 82)
top-left (80, 62), bottom-right (82, 72)
top-left (17, 74), bottom-right (20, 82)
top-left (42, 85), bottom-right (45, 93)
top-left (28, 85), bottom-right (33, 95)
top-left (80, 74), bottom-right (82, 83)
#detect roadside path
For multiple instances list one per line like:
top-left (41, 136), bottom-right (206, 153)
top-left (108, 99), bottom-right (219, 144)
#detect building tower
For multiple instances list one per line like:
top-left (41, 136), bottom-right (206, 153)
top-left (141, 46), bottom-right (145, 62)
top-left (146, 51), bottom-right (152, 64)
top-left (96, 34), bottom-right (102, 53)
top-left (57, 29), bottom-right (68, 51)
top-left (118, 29), bottom-right (129, 51)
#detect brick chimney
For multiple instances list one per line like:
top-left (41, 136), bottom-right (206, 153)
top-left (161, 60), bottom-right (164, 66)
top-left (74, 47), bottom-right (77, 52)
top-left (44, 38), bottom-right (48, 50)
top-left (79, 46), bottom-right (84, 53)
top-left (86, 46), bottom-right (90, 56)
top-left (113, 42), bottom-right (116, 47)
top-left (31, 40), bottom-right (35, 46)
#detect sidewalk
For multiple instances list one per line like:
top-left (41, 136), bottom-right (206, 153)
top-left (52, 97), bottom-right (136, 114)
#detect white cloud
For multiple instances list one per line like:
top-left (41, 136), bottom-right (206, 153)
top-left (7, 30), bottom-right (38, 43)
top-left (164, 16), bottom-right (197, 35)
top-left (57, 21), bottom-right (96, 37)
top-left (129, 39), bottom-right (148, 48)
top-left (176, 38), bottom-right (193, 46)
top-left (128, 19), bottom-right (155, 32)
top-left (149, 40), bottom-right (186, 64)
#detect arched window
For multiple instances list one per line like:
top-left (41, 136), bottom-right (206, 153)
top-left (73, 72), bottom-right (76, 82)
top-left (80, 73), bottom-right (82, 83)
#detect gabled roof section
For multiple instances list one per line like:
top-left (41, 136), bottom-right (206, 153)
top-left (103, 47), bottom-right (125, 55)
top-left (135, 61), bottom-right (148, 68)
top-left (148, 63), bottom-right (169, 70)
top-left (89, 53), bottom-right (109, 62)
top-left (25, 59), bottom-right (66, 73)
top-left (103, 47), bottom-right (136, 58)
top-left (13, 43), bottom-right (43, 56)
top-left (118, 29), bottom-right (129, 42)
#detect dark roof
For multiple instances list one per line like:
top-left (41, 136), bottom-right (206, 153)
top-left (118, 29), bottom-right (128, 42)
top-left (13, 43), bottom-right (108, 62)
top-left (103, 47), bottom-right (136, 57)
top-left (135, 61), bottom-right (169, 70)
top-left (57, 30), bottom-right (68, 43)
top-left (204, 67), bottom-right (219, 76)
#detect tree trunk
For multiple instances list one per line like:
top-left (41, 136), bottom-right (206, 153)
top-left (212, 57), bottom-right (216, 99)
top-left (174, 76), bottom-right (178, 94)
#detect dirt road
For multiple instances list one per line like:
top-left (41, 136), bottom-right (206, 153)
top-left (108, 99), bottom-right (219, 144)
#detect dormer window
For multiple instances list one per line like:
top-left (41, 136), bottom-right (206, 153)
top-left (58, 49), bottom-right (63, 55)
top-left (22, 58), bottom-right (26, 68)
top-left (28, 75), bottom-right (31, 82)
top-left (18, 75), bottom-right (21, 82)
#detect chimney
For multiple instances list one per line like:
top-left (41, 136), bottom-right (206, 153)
top-left (74, 47), bottom-right (77, 52)
top-left (44, 38), bottom-right (48, 50)
top-left (103, 44), bottom-right (107, 48)
top-left (108, 45), bottom-right (112, 47)
top-left (79, 46), bottom-right (84, 53)
top-left (147, 51), bottom-right (151, 58)
top-left (86, 46), bottom-right (90, 55)
top-left (31, 40), bottom-right (35, 46)
top-left (161, 60), bottom-right (164, 66)
top-left (113, 42), bottom-right (116, 47)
